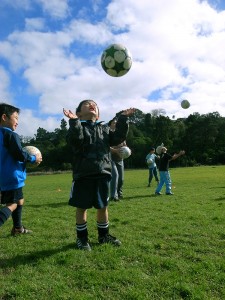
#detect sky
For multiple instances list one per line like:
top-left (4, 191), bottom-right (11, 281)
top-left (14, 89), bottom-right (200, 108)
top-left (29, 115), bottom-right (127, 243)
top-left (0, 0), bottom-right (225, 137)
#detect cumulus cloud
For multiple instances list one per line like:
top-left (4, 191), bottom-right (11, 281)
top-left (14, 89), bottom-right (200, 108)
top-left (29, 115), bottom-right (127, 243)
top-left (0, 0), bottom-right (225, 136)
top-left (0, 66), bottom-right (11, 101)
top-left (36, 0), bottom-right (70, 19)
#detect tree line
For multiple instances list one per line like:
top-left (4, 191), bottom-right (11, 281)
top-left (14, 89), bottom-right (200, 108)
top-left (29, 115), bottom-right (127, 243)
top-left (21, 110), bottom-right (225, 171)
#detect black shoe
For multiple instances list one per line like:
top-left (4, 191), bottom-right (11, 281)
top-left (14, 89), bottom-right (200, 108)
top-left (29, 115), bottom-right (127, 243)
top-left (98, 234), bottom-right (121, 246)
top-left (76, 238), bottom-right (91, 251)
top-left (118, 195), bottom-right (123, 199)
top-left (155, 192), bottom-right (162, 195)
top-left (11, 225), bottom-right (33, 236)
top-left (110, 197), bottom-right (119, 201)
top-left (166, 192), bottom-right (174, 195)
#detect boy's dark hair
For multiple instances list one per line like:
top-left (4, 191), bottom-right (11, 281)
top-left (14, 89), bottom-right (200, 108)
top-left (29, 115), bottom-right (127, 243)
top-left (76, 100), bottom-right (99, 115)
top-left (0, 103), bottom-right (20, 119)
top-left (150, 147), bottom-right (155, 151)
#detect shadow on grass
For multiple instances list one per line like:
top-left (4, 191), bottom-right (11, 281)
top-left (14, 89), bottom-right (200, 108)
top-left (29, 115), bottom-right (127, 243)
top-left (214, 196), bottom-right (225, 201)
top-left (120, 194), bottom-right (159, 200)
top-left (209, 186), bottom-right (225, 189)
top-left (28, 201), bottom-right (68, 208)
top-left (0, 243), bottom-right (76, 269)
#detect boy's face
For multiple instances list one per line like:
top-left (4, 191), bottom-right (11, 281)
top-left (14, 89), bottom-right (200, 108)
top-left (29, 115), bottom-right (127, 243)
top-left (0, 111), bottom-right (19, 131)
top-left (77, 100), bottom-right (99, 120)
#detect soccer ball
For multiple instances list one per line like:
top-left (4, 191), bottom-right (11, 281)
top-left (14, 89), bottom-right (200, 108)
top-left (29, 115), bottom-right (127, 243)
top-left (147, 158), bottom-right (153, 166)
top-left (101, 44), bottom-right (132, 77)
top-left (23, 146), bottom-right (41, 167)
top-left (181, 99), bottom-right (190, 109)
top-left (119, 146), bottom-right (131, 159)
top-left (156, 143), bottom-right (164, 155)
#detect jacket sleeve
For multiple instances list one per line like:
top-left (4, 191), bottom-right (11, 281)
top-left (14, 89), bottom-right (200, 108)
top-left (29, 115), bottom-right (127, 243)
top-left (4, 131), bottom-right (34, 162)
top-left (66, 118), bottom-right (84, 148)
top-left (109, 115), bottom-right (129, 146)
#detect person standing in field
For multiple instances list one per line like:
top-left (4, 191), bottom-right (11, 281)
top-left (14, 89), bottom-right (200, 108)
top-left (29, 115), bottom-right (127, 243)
top-left (108, 118), bottom-right (126, 201)
top-left (0, 103), bottom-right (42, 235)
top-left (63, 100), bottom-right (135, 251)
top-left (155, 145), bottom-right (185, 195)
top-left (145, 147), bottom-right (159, 187)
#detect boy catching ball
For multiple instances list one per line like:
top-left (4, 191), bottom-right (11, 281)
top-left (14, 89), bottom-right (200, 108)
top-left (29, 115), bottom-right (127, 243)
top-left (63, 100), bottom-right (135, 251)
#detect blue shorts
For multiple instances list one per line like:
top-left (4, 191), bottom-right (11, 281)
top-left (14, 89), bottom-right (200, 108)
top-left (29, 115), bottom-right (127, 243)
top-left (1, 188), bottom-right (23, 204)
top-left (69, 176), bottom-right (110, 209)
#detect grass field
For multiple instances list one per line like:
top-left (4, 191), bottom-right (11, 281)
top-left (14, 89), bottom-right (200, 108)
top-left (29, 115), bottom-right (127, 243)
top-left (0, 166), bottom-right (225, 300)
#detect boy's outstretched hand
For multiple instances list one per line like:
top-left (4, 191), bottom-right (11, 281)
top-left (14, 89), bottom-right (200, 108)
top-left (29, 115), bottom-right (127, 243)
top-left (63, 108), bottom-right (77, 119)
top-left (121, 108), bottom-right (136, 116)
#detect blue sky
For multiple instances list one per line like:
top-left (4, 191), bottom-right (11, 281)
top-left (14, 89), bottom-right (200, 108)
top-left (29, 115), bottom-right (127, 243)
top-left (0, 0), bottom-right (225, 137)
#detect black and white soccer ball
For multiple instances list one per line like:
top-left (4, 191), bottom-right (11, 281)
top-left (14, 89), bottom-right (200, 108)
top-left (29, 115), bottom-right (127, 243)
top-left (181, 99), bottom-right (190, 109)
top-left (147, 158), bottom-right (153, 166)
top-left (119, 146), bottom-right (132, 159)
top-left (23, 145), bottom-right (42, 167)
top-left (101, 44), bottom-right (132, 77)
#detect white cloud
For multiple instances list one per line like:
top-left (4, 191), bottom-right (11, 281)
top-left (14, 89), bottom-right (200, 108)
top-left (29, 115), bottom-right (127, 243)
top-left (17, 109), bottom-right (61, 137)
top-left (36, 0), bottom-right (70, 19)
top-left (1, 0), bottom-right (225, 136)
top-left (0, 0), bottom-right (31, 10)
top-left (25, 18), bottom-right (46, 31)
top-left (0, 66), bottom-right (11, 101)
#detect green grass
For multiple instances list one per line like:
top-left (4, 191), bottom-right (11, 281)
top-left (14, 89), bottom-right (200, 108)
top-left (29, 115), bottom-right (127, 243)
top-left (0, 166), bottom-right (225, 300)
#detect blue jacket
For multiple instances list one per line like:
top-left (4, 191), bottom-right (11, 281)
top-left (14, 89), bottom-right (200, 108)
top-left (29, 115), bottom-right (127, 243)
top-left (0, 127), bottom-right (35, 191)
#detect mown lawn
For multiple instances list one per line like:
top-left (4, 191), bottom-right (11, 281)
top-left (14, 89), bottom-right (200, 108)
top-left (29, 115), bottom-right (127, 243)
top-left (0, 166), bottom-right (224, 299)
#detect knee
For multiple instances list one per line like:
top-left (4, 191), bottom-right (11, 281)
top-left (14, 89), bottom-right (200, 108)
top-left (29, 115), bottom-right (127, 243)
top-left (7, 203), bottom-right (18, 212)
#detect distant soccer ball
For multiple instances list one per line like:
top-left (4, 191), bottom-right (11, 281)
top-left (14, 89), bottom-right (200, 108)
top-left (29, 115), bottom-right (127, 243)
top-left (147, 158), bottom-right (153, 166)
top-left (156, 143), bottom-right (164, 155)
top-left (101, 43), bottom-right (132, 77)
top-left (119, 146), bottom-right (131, 159)
top-left (23, 146), bottom-right (41, 167)
top-left (181, 99), bottom-right (190, 109)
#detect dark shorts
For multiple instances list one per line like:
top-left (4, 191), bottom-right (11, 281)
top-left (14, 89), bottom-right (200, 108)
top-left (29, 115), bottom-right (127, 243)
top-left (1, 188), bottom-right (24, 205)
top-left (69, 176), bottom-right (110, 209)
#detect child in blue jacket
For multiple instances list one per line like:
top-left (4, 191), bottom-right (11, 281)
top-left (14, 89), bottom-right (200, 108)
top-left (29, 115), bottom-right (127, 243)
top-left (0, 103), bottom-right (42, 235)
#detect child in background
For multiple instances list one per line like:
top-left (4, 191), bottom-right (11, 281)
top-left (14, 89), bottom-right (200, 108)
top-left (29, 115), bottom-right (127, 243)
top-left (145, 147), bottom-right (159, 187)
top-left (155, 145), bottom-right (185, 195)
top-left (108, 118), bottom-right (126, 201)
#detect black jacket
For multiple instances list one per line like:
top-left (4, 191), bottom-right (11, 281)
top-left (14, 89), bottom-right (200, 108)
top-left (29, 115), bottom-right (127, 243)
top-left (66, 115), bottom-right (129, 180)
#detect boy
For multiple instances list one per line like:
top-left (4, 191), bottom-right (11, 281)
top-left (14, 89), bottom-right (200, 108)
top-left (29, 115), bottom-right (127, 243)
top-left (0, 103), bottom-right (42, 235)
top-left (155, 145), bottom-right (185, 195)
top-left (145, 147), bottom-right (159, 187)
top-left (63, 100), bottom-right (135, 251)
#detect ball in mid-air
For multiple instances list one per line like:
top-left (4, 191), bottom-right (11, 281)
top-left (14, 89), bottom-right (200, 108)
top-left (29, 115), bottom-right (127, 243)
top-left (181, 99), bottom-right (190, 109)
top-left (101, 43), bottom-right (132, 77)
top-left (119, 146), bottom-right (131, 159)
top-left (23, 146), bottom-right (41, 167)
top-left (156, 143), bottom-right (164, 155)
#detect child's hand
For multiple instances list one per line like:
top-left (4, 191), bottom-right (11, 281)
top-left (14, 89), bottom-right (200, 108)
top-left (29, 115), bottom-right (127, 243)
top-left (121, 108), bottom-right (136, 116)
top-left (35, 152), bottom-right (42, 165)
top-left (63, 108), bottom-right (77, 119)
top-left (180, 150), bottom-right (185, 155)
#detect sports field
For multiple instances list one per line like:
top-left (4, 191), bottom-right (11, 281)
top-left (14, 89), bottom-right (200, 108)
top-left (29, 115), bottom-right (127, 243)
top-left (0, 166), bottom-right (224, 299)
